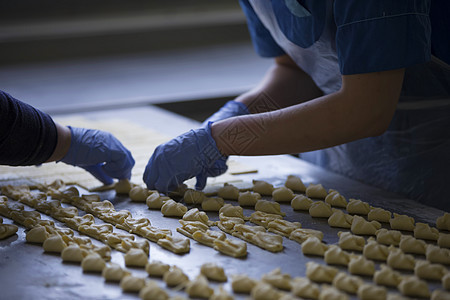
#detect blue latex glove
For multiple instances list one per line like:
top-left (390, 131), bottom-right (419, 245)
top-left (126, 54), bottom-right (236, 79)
top-left (61, 126), bottom-right (135, 185)
top-left (143, 122), bottom-right (226, 193)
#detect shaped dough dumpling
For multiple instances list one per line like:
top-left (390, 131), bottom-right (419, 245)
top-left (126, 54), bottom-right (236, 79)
top-left (183, 189), bottom-right (205, 204)
top-left (442, 273), bottom-right (450, 290)
top-left (290, 228), bottom-right (324, 244)
top-left (431, 290), bottom-right (450, 300)
top-left (305, 183), bottom-right (327, 199)
top-left (328, 210), bottom-right (353, 229)
top-left (346, 199), bottom-right (371, 215)
top-left (129, 186), bottom-right (151, 202)
top-left (186, 275), bottom-right (214, 299)
top-left (182, 208), bottom-right (211, 225)
top-left (291, 194), bottom-right (313, 210)
top-left (373, 264), bottom-right (402, 287)
top-left (302, 236), bottom-right (329, 256)
top-left (255, 200), bottom-right (285, 216)
top-left (414, 222), bottom-right (439, 241)
top-left (200, 262), bottom-right (227, 282)
top-left (0, 223), bottom-right (17, 240)
top-left (438, 233), bottom-right (450, 248)
top-left (390, 213), bottom-right (415, 231)
top-left (219, 203), bottom-right (247, 219)
top-left (157, 236), bottom-right (190, 254)
top-left (272, 187), bottom-right (294, 202)
top-left (351, 215), bottom-right (381, 235)
top-left (213, 238), bottom-right (247, 258)
top-left (61, 243), bottom-right (88, 262)
top-left (414, 259), bottom-right (447, 280)
top-left (306, 262), bottom-right (338, 283)
top-left (309, 201), bottom-right (333, 218)
top-left (120, 275), bottom-right (146, 292)
top-left (161, 199), bottom-right (187, 217)
top-left (43, 234), bottom-right (67, 253)
top-left (426, 244), bottom-right (450, 265)
top-left (284, 175), bottom-right (306, 192)
top-left (387, 247), bottom-right (415, 270)
top-left (124, 248), bottom-right (148, 267)
top-left (367, 207), bottom-right (391, 223)
top-left (291, 277), bottom-right (320, 299)
top-left (319, 285), bottom-right (349, 300)
top-left (325, 191), bottom-right (347, 208)
top-left (202, 197), bottom-right (224, 211)
top-left (267, 219), bottom-right (301, 237)
top-left (26, 225), bottom-right (50, 243)
top-left (238, 191), bottom-right (261, 207)
top-left (348, 255), bottom-right (375, 276)
top-left (115, 179), bottom-right (133, 194)
top-left (338, 231), bottom-right (365, 251)
top-left (82, 252), bottom-right (106, 272)
top-left (163, 266), bottom-right (189, 287)
top-left (102, 263), bottom-right (130, 281)
top-left (261, 268), bottom-right (292, 291)
top-left (437, 213), bottom-right (450, 231)
top-left (192, 229), bottom-right (226, 248)
top-left (398, 276), bottom-right (430, 298)
top-left (210, 286), bottom-right (233, 300)
top-left (139, 280), bottom-right (169, 300)
top-left (231, 274), bottom-right (257, 294)
top-left (332, 272), bottom-right (363, 294)
top-left (251, 282), bottom-right (282, 300)
top-left (399, 235), bottom-right (426, 255)
top-left (252, 180), bottom-right (274, 196)
top-left (218, 183), bottom-right (240, 200)
top-left (357, 283), bottom-right (387, 300)
top-left (250, 211), bottom-right (283, 228)
top-left (375, 228), bottom-right (401, 246)
top-left (324, 245), bottom-right (350, 266)
top-left (146, 193), bottom-right (167, 209)
top-left (363, 238), bottom-right (389, 261)
top-left (146, 260), bottom-right (170, 277)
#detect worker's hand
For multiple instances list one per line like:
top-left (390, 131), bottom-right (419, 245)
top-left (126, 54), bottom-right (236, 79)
top-left (61, 126), bottom-right (135, 185)
top-left (143, 122), bottom-right (226, 193)
top-left (201, 100), bottom-right (249, 126)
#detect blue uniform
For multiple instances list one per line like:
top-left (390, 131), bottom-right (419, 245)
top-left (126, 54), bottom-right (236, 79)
top-left (240, 0), bottom-right (450, 210)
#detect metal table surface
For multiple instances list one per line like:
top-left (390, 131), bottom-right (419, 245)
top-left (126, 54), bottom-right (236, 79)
top-left (0, 106), bottom-right (446, 300)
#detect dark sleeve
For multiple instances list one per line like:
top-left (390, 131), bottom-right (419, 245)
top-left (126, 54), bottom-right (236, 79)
top-left (0, 90), bottom-right (58, 166)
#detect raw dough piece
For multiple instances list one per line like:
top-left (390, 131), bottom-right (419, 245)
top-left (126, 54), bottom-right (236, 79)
top-left (351, 215), bottom-right (381, 235)
top-left (177, 220), bottom-right (209, 238)
top-left (250, 282), bottom-right (282, 300)
top-left (157, 236), bottom-right (190, 254)
top-left (201, 197), bottom-right (224, 211)
top-left (291, 194), bottom-right (313, 210)
top-left (120, 275), bottom-right (146, 292)
top-left (438, 233), bottom-right (450, 248)
top-left (319, 285), bottom-right (349, 300)
top-left (53, 206), bottom-right (78, 220)
top-left (387, 247), bottom-right (415, 270)
top-left (200, 262), bottom-right (227, 282)
top-left (116, 217), bottom-right (151, 232)
top-left (118, 237), bottom-right (150, 254)
top-left (398, 276), bottom-right (430, 298)
top-left (426, 244), bottom-right (450, 265)
top-left (115, 179), bottom-right (134, 194)
top-left (261, 268), bottom-right (291, 290)
top-left (255, 200), bottom-right (285, 216)
top-left (431, 290), bottom-right (450, 300)
top-left (437, 213), bottom-right (450, 231)
top-left (363, 238), bottom-right (389, 261)
top-left (89, 200), bottom-right (115, 215)
top-left (182, 208), bottom-right (212, 226)
top-left (348, 255), bottom-right (375, 276)
top-left (124, 248), bottom-right (148, 267)
top-left (272, 187), bottom-right (294, 202)
top-left (250, 211), bottom-right (283, 228)
top-left (79, 223), bottom-right (114, 241)
top-left (338, 231), bottom-right (365, 251)
top-left (210, 286), bottom-right (233, 300)
top-left (219, 204), bottom-right (247, 220)
top-left (214, 238), bottom-right (247, 258)
top-left (324, 245), bottom-right (350, 266)
top-left (252, 180), bottom-right (274, 196)
top-left (302, 236), bottom-right (329, 256)
top-left (146, 193), bottom-right (167, 209)
top-left (332, 272), bottom-right (363, 294)
top-left (357, 283), bottom-right (387, 300)
top-left (100, 209), bottom-right (131, 225)
top-left (146, 260), bottom-right (170, 277)
top-left (161, 200), bottom-right (187, 218)
top-left (309, 201), bottom-right (333, 218)
top-left (346, 199), bottom-right (370, 215)
top-left (267, 219), bottom-right (301, 237)
top-left (325, 191), bottom-right (347, 208)
top-left (414, 259), bottom-right (447, 280)
top-left (217, 215), bottom-right (244, 234)
top-left (306, 262), bottom-right (338, 283)
top-left (284, 175), bottom-right (306, 192)
top-left (443, 273), bottom-right (450, 290)
top-left (414, 222), bottom-right (439, 241)
top-left (64, 214), bottom-right (95, 230)
top-left (238, 191), bottom-right (261, 207)
top-left (291, 277), bottom-right (320, 299)
top-left (373, 264), bottom-right (402, 287)
top-left (186, 275), bottom-right (214, 298)
top-left (231, 274), bottom-right (257, 294)
top-left (290, 228), bottom-right (324, 244)
top-left (233, 225), bottom-right (284, 252)
top-left (0, 223), bottom-right (18, 239)
top-left (305, 183), bottom-right (327, 199)
top-left (193, 229), bottom-right (226, 248)
top-left (139, 280), bottom-right (169, 300)
top-left (26, 225), bottom-right (50, 243)
top-left (137, 226), bottom-right (171, 242)
top-left (368, 207), bottom-right (391, 223)
top-left (163, 266), bottom-right (189, 287)
top-left (386, 293), bottom-right (409, 300)
top-left (328, 210), bottom-right (353, 229)
top-left (102, 263), bottom-right (130, 281)
top-left (218, 183), bottom-right (240, 200)
top-left (389, 213), bottom-right (415, 231)
top-left (61, 244), bottom-right (88, 262)
top-left (129, 186), bottom-right (150, 202)
top-left (183, 189), bottom-right (205, 204)
top-left (399, 235), bottom-right (427, 254)
top-left (375, 228), bottom-right (401, 246)
top-left (81, 252), bottom-right (106, 272)
top-left (43, 234), bottom-right (67, 253)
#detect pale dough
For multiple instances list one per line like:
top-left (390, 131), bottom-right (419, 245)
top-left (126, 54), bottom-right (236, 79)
top-left (389, 213), bottom-right (415, 231)
top-left (146, 193), bottom-right (167, 209)
top-left (186, 275), bottom-right (214, 298)
top-left (0, 223), bottom-right (18, 240)
top-left (357, 283), bottom-right (387, 300)
top-left (213, 238), bottom-right (247, 258)
top-left (183, 189), bottom-right (205, 204)
top-left (290, 277), bottom-right (320, 299)
top-left (146, 260), bottom-right (170, 277)
top-left (102, 263), bottom-right (130, 281)
top-left (437, 213), bottom-right (450, 231)
top-left (157, 236), bottom-right (190, 254)
top-left (301, 236), bottom-right (329, 256)
top-left (200, 262), bottom-right (227, 282)
top-left (324, 245), bottom-right (350, 266)
top-left (373, 264), bottom-right (402, 287)
top-left (231, 274), bottom-right (257, 294)
top-left (116, 217), bottom-right (150, 232)
top-left (289, 228), bottom-right (324, 244)
top-left (210, 286), bottom-right (234, 300)
top-left (305, 183), bottom-right (327, 199)
top-left (375, 228), bottom-right (401, 246)
top-left (89, 200), bottom-right (114, 215)
top-left (250, 282), bottom-right (282, 300)
top-left (306, 262), bottom-right (338, 283)
top-left (272, 187), bottom-right (294, 202)
top-left (338, 231), bottom-right (365, 251)
top-left (261, 268), bottom-right (291, 291)
top-left (124, 248), bottom-right (148, 267)
top-left (414, 222), bottom-right (439, 241)
top-left (177, 220), bottom-right (209, 238)
top-left (43, 234), bottom-right (67, 253)
top-left (219, 203), bottom-right (247, 220)
top-left (255, 200), bottom-right (285, 216)
top-left (120, 275), bottom-right (146, 292)
top-left (291, 194), bottom-right (313, 210)
top-left (387, 247), bottom-right (415, 270)
top-left (192, 229), bottom-right (226, 248)
top-left (351, 215), bottom-right (381, 235)
top-left (267, 219), bottom-right (302, 237)
top-left (399, 235), bottom-right (427, 255)
top-left (64, 214), bottom-right (95, 230)
top-left (442, 273), bottom-right (450, 290)
top-left (250, 211), bottom-right (283, 228)
top-left (26, 225), bottom-right (50, 243)
top-left (431, 290), bottom-right (450, 300)
top-left (438, 233), bottom-right (450, 248)
top-left (129, 186), bottom-right (151, 202)
top-left (398, 276), bottom-right (430, 298)
top-left (139, 280), bottom-right (169, 300)
top-left (426, 244), bottom-right (450, 265)
top-left (252, 180), bottom-right (274, 196)
top-left (114, 179), bottom-right (134, 194)
top-left (346, 199), bottom-right (370, 215)
top-left (325, 191), bottom-right (347, 208)
top-left (328, 210), bottom-right (353, 229)
top-left (100, 209), bottom-right (131, 225)
top-left (217, 183), bottom-right (240, 200)
top-left (284, 175), bottom-right (306, 193)
top-left (414, 259), bottom-right (447, 280)
top-left (81, 252), bottom-right (106, 272)
top-left (161, 199), bottom-right (187, 218)
top-left (238, 191), bottom-right (261, 207)
top-left (363, 238), bottom-right (389, 261)
top-left (217, 214), bottom-right (245, 234)
top-left (332, 272), bottom-right (363, 294)
top-left (319, 285), bottom-right (349, 300)
top-left (137, 226), bottom-right (171, 242)
top-left (163, 266), bottom-right (189, 287)
top-left (233, 224), bottom-right (283, 252)
top-left (78, 223), bottom-right (114, 241)
top-left (182, 208), bottom-right (212, 226)
top-left (198, 197), bottom-right (223, 212)
top-left (367, 207), bottom-right (391, 223)
top-left (348, 255), bottom-right (375, 276)
top-left (308, 201), bottom-right (333, 218)
top-left (61, 244), bottom-right (88, 262)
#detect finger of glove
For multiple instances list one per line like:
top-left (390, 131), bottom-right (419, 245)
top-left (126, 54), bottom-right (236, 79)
top-left (201, 101), bottom-right (249, 127)
top-left (143, 145), bottom-right (169, 191)
top-left (195, 174), bottom-right (208, 190)
top-left (99, 133), bottom-right (135, 179)
top-left (206, 159), bottom-right (228, 177)
top-left (83, 164), bottom-right (114, 185)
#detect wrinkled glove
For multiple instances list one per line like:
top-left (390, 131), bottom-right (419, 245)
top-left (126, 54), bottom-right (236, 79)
top-left (61, 126), bottom-right (135, 185)
top-left (143, 122), bottom-right (226, 193)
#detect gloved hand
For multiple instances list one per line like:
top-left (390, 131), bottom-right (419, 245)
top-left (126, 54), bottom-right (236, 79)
top-left (143, 122), bottom-right (226, 193)
top-left (61, 126), bottom-right (135, 185)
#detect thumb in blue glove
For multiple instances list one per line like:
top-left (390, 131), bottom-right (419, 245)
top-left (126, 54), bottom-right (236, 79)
top-left (143, 122), bottom-right (226, 194)
top-left (61, 126), bottom-right (135, 185)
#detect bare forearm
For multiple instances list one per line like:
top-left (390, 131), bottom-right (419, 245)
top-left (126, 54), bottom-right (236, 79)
top-left (45, 123), bottom-right (71, 162)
